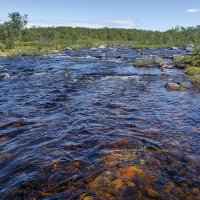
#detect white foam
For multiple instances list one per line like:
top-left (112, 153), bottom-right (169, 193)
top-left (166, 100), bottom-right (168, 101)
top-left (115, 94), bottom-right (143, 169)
top-left (31, 72), bottom-right (48, 77)
top-left (101, 75), bottom-right (140, 81)
top-left (0, 73), bottom-right (10, 79)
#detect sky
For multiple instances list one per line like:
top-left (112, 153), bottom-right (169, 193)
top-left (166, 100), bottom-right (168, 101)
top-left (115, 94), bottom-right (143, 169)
top-left (0, 0), bottom-right (200, 31)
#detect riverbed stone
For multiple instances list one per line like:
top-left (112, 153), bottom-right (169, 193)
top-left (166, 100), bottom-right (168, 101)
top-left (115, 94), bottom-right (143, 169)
top-left (115, 165), bottom-right (144, 179)
top-left (173, 55), bottom-right (186, 69)
top-left (82, 196), bottom-right (93, 200)
top-left (170, 46), bottom-right (179, 50)
top-left (98, 45), bottom-right (107, 49)
top-left (133, 56), bottom-right (154, 67)
top-left (65, 47), bottom-right (72, 51)
top-left (165, 82), bottom-right (189, 91)
top-left (133, 56), bottom-right (171, 68)
top-left (154, 56), bottom-right (166, 67)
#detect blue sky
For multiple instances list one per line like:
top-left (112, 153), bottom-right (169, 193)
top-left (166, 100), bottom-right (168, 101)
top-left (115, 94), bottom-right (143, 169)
top-left (0, 0), bottom-right (200, 31)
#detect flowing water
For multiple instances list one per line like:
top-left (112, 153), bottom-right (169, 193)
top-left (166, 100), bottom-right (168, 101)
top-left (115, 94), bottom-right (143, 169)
top-left (0, 47), bottom-right (200, 200)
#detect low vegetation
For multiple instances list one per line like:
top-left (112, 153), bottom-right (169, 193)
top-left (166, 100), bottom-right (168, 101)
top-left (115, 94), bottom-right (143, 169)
top-left (0, 12), bottom-right (200, 57)
top-left (173, 55), bottom-right (200, 87)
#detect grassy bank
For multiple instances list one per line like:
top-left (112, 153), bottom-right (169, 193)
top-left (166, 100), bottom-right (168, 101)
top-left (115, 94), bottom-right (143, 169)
top-left (0, 39), bottom-right (178, 58)
top-left (173, 53), bottom-right (200, 88)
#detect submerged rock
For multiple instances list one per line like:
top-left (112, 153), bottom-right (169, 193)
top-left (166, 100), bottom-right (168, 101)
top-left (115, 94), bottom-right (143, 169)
top-left (115, 165), bottom-right (144, 179)
top-left (82, 196), bottom-right (93, 200)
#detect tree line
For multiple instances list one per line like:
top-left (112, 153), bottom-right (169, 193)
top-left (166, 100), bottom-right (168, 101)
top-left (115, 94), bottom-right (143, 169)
top-left (0, 12), bottom-right (200, 51)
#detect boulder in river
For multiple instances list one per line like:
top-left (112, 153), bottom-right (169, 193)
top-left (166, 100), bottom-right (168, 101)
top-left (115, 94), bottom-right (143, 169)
top-left (173, 55), bottom-right (186, 69)
top-left (170, 46), bottom-right (179, 50)
top-left (90, 47), bottom-right (98, 50)
top-left (133, 56), bottom-right (154, 68)
top-left (165, 82), bottom-right (189, 91)
top-left (98, 45), bottom-right (107, 49)
top-left (154, 56), bottom-right (165, 66)
top-left (65, 47), bottom-right (72, 51)
top-left (100, 53), bottom-right (106, 60)
top-left (154, 56), bottom-right (170, 68)
top-left (133, 56), bottom-right (170, 68)
top-left (184, 44), bottom-right (194, 53)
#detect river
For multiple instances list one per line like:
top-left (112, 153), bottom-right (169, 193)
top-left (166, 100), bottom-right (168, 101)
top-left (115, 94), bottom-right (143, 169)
top-left (0, 46), bottom-right (200, 199)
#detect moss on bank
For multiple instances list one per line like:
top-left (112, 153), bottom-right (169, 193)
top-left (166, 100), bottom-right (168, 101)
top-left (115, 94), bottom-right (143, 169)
top-left (185, 66), bottom-right (200, 87)
top-left (174, 54), bottom-right (200, 88)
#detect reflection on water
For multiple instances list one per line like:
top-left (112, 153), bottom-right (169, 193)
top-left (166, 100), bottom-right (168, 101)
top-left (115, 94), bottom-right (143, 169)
top-left (0, 47), bottom-right (200, 199)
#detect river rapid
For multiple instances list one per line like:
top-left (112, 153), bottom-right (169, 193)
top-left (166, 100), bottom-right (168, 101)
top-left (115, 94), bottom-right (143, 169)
top-left (0, 47), bottom-right (200, 200)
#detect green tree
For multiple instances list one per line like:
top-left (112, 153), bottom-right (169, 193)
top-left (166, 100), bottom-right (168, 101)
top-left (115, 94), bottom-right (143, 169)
top-left (8, 12), bottom-right (28, 32)
top-left (2, 12), bottom-right (28, 48)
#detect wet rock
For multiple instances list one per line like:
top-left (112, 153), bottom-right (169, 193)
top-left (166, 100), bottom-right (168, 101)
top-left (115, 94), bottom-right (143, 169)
top-left (173, 55), bottom-right (186, 69)
top-left (98, 45), bottom-right (107, 49)
top-left (161, 68), bottom-right (168, 72)
top-left (115, 165), bottom-right (143, 179)
top-left (165, 82), bottom-right (189, 91)
top-left (185, 45), bottom-right (194, 53)
top-left (109, 179), bottom-right (126, 192)
top-left (94, 171), bottom-right (113, 187)
top-left (165, 82), bottom-right (190, 91)
top-left (82, 196), bottom-right (93, 200)
top-left (65, 47), bottom-right (72, 51)
top-left (64, 68), bottom-right (72, 73)
top-left (133, 56), bottom-right (171, 68)
top-left (100, 53), bottom-right (106, 60)
top-left (146, 186), bottom-right (158, 197)
top-left (162, 64), bottom-right (171, 69)
top-left (51, 50), bottom-right (60, 53)
top-left (154, 56), bottom-right (166, 67)
top-left (0, 121), bottom-right (34, 130)
top-left (89, 171), bottom-right (114, 192)
top-left (90, 47), bottom-right (98, 50)
top-left (100, 151), bottom-right (138, 168)
top-left (133, 56), bottom-right (154, 68)
top-left (165, 82), bottom-right (180, 91)
top-left (95, 53), bottom-right (106, 60)
top-left (0, 136), bottom-right (12, 143)
top-left (154, 56), bottom-right (171, 69)
top-left (115, 56), bottom-right (124, 63)
top-left (170, 46), bottom-right (179, 50)
top-left (127, 181), bottom-right (136, 187)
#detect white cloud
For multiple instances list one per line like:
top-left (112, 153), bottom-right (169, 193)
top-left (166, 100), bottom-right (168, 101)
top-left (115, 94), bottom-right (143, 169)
top-left (27, 19), bottom-right (136, 29)
top-left (187, 8), bottom-right (200, 13)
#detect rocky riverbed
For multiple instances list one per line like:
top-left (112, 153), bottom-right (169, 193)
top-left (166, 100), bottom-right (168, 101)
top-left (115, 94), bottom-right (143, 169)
top-left (0, 46), bottom-right (200, 199)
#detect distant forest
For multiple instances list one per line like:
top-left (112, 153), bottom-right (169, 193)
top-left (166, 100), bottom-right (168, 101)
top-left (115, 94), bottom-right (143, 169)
top-left (0, 12), bottom-right (200, 55)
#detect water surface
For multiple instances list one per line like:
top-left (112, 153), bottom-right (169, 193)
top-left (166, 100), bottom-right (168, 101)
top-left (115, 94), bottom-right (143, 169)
top-left (0, 47), bottom-right (200, 199)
